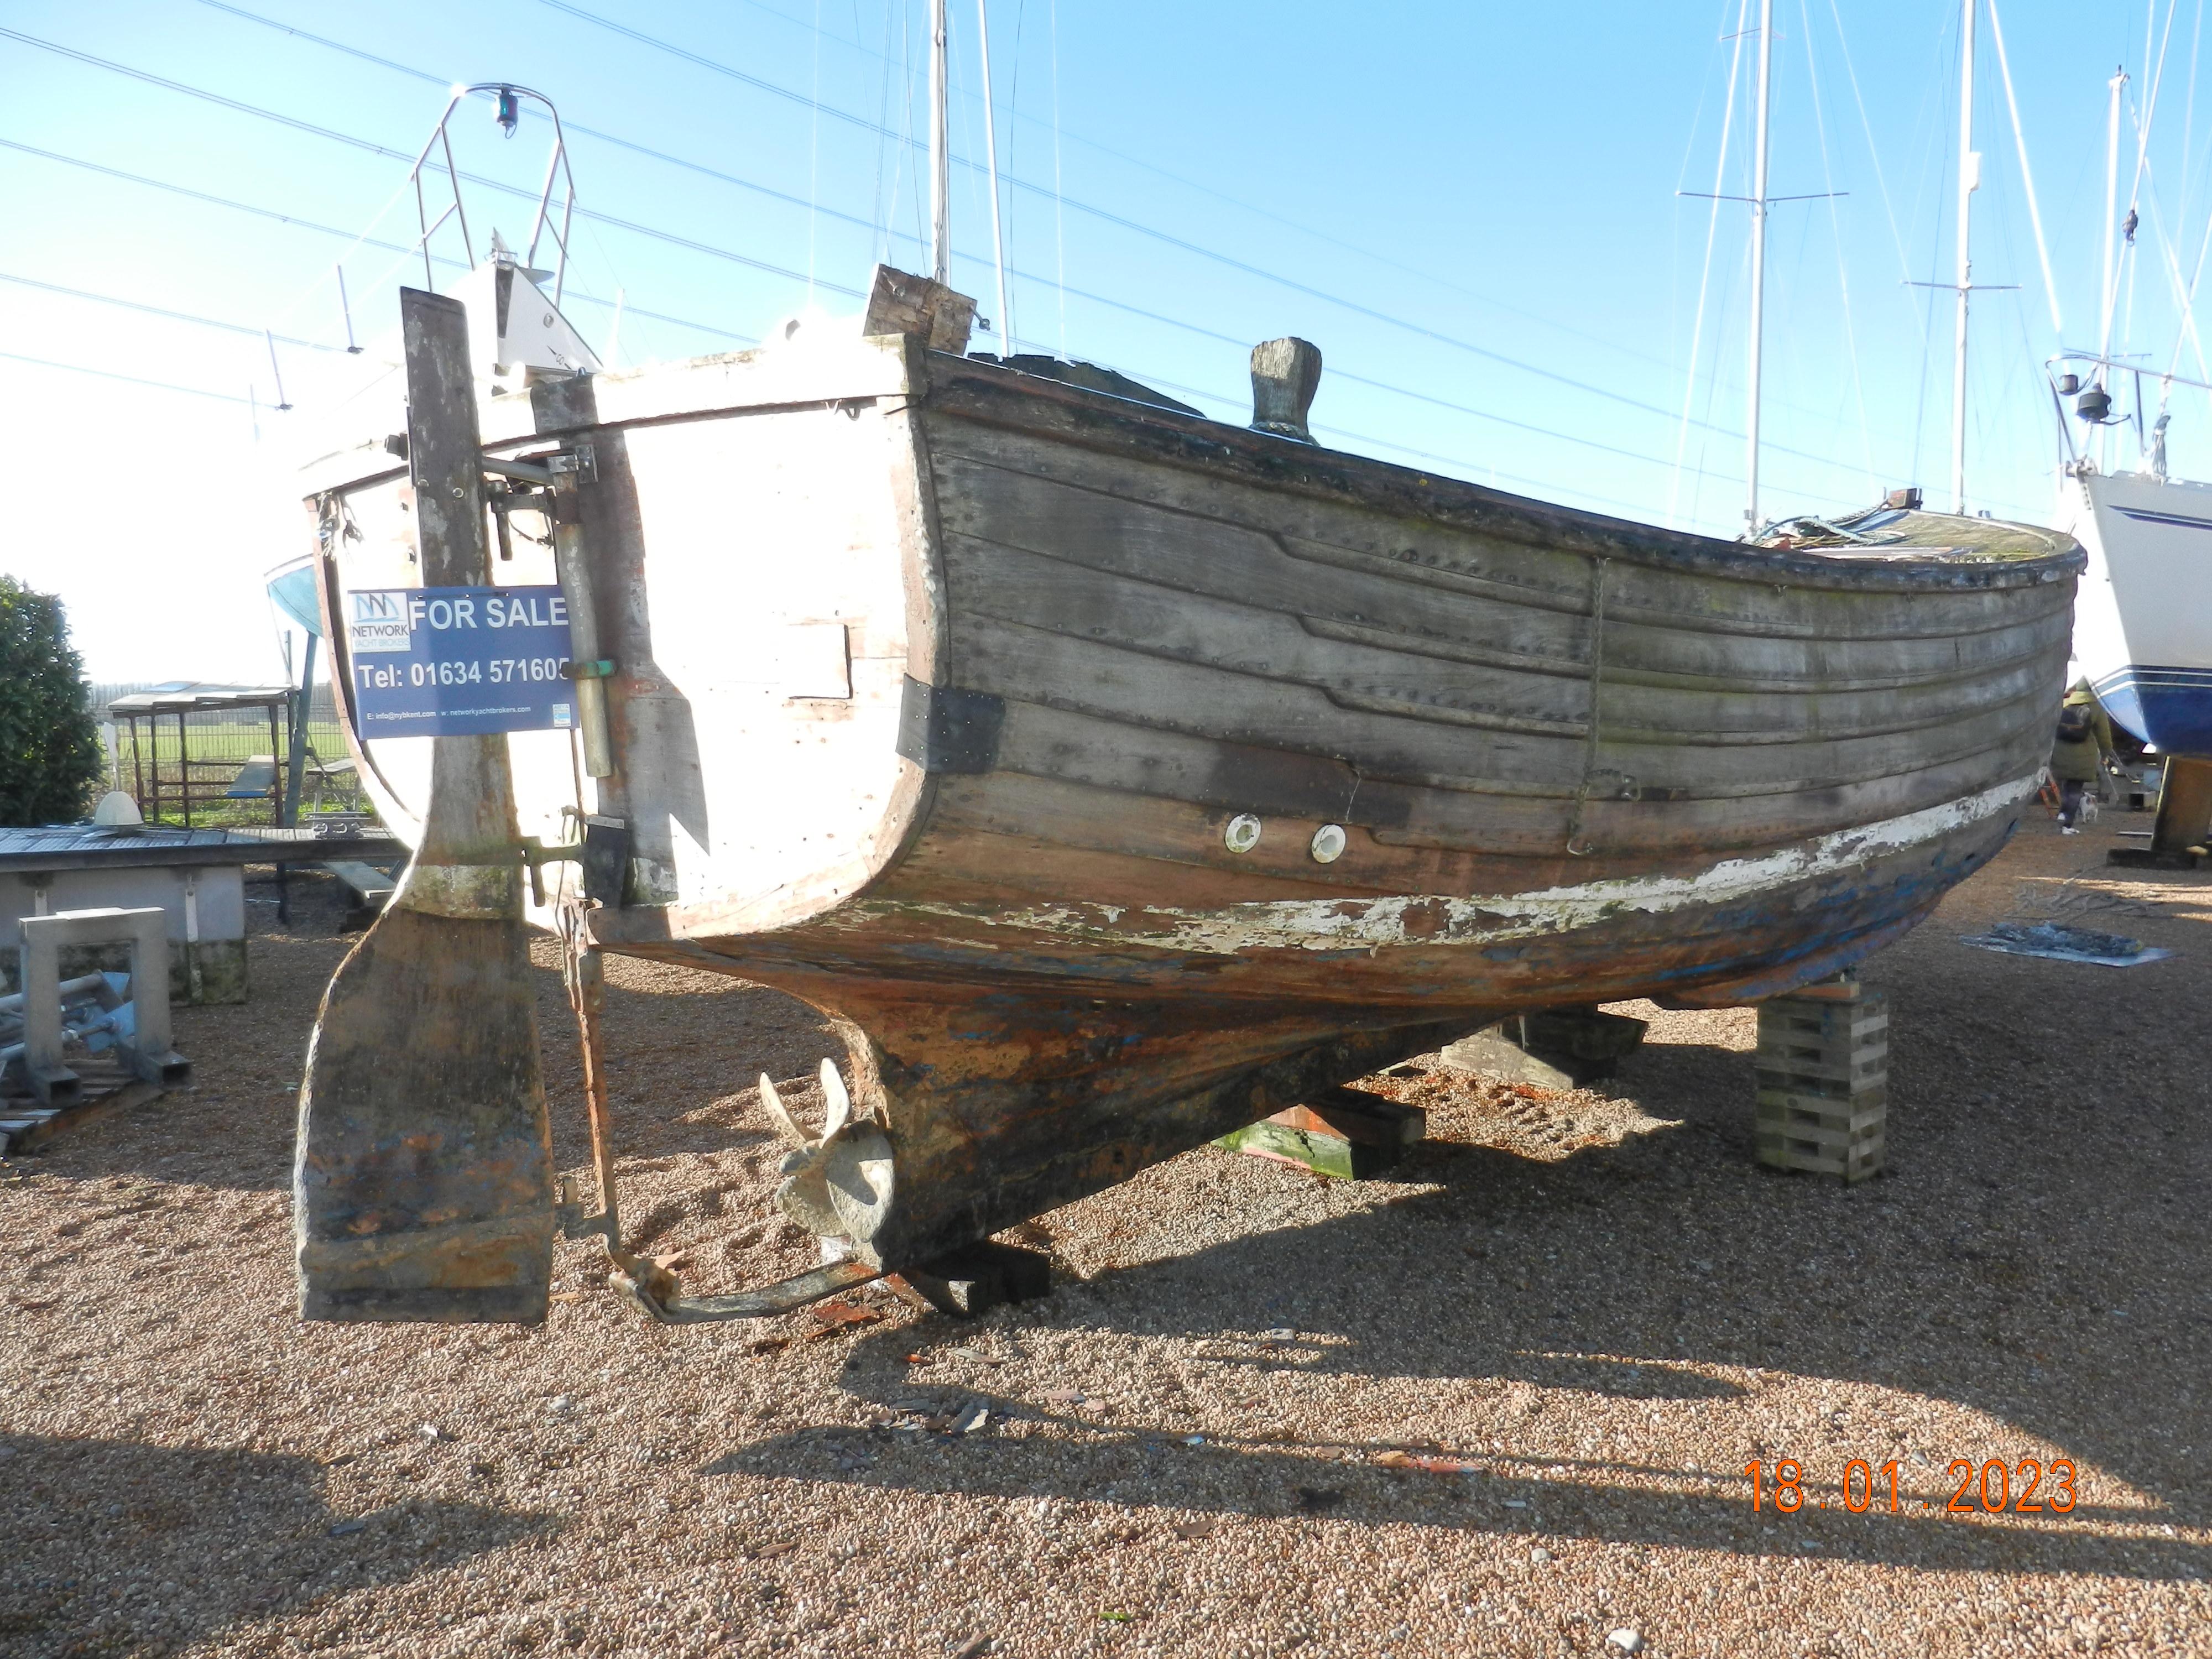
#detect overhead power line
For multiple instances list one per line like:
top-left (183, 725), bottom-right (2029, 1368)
top-left (0, 140), bottom-right (757, 349)
top-left (1, 26), bottom-right (1905, 505)
top-left (169, 5), bottom-right (1765, 445)
top-left (91, 18), bottom-right (1877, 483)
top-left (0, 348), bottom-right (251, 403)
top-left (0, 28), bottom-right (865, 301)
top-left (1, 131), bottom-right (1696, 478)
top-left (0, 270), bottom-right (345, 351)
top-left (531, 0), bottom-right (1693, 380)
top-left (524, 3), bottom-right (1714, 431)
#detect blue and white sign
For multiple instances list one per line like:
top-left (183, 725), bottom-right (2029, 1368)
top-left (346, 586), bottom-right (576, 739)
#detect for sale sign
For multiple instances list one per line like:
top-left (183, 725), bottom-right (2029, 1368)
top-left (345, 586), bottom-right (577, 739)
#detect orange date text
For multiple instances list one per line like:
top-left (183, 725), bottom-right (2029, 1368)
top-left (1742, 1457), bottom-right (2077, 1515)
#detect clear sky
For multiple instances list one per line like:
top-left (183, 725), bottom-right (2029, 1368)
top-left (1, 0), bottom-right (2197, 682)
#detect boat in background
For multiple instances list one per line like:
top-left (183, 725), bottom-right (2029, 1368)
top-left (2062, 467), bottom-right (2212, 753)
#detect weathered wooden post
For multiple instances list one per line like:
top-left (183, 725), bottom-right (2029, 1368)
top-left (1249, 337), bottom-right (1322, 441)
top-left (2110, 754), bottom-right (2212, 868)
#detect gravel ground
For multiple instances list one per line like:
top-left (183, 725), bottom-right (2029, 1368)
top-left (4, 807), bottom-right (2209, 1658)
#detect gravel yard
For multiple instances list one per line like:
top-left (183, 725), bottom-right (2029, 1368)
top-left (4, 808), bottom-right (2209, 1658)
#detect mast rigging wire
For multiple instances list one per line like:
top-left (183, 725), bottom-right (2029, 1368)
top-left (1797, 0), bottom-right (1880, 502)
top-left (1983, 0), bottom-right (2063, 334)
top-left (1668, 0), bottom-right (1752, 529)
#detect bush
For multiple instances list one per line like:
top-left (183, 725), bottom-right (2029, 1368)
top-left (0, 576), bottom-right (103, 826)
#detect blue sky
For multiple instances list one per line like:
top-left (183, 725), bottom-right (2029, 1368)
top-left (1, 1), bottom-right (2197, 679)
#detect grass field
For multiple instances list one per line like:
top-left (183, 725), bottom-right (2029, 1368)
top-left (103, 719), bottom-right (363, 827)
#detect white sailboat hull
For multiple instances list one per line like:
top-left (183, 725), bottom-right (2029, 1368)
top-left (2059, 469), bottom-right (2212, 753)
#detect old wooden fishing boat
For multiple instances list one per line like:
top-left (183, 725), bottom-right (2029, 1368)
top-left (285, 85), bottom-right (2081, 1324)
top-left (290, 279), bottom-right (2081, 1312)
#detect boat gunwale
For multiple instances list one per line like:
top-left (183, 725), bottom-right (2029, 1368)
top-left (918, 352), bottom-right (2086, 594)
top-left (297, 340), bottom-right (2085, 597)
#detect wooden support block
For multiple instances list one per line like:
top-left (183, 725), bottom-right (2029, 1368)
top-left (1215, 1084), bottom-right (1427, 1180)
top-left (1754, 1091), bottom-right (1886, 1183)
top-left (1278, 1086), bottom-right (1426, 1148)
top-left (1439, 1005), bottom-right (1648, 1089)
top-left (898, 1239), bottom-right (1052, 1319)
top-left (1753, 987), bottom-right (1887, 1183)
top-left (1217, 1117), bottom-right (1393, 1180)
top-left (2148, 754), bottom-right (2212, 854)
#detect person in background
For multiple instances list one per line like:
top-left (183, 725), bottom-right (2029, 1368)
top-left (2050, 678), bottom-right (2118, 834)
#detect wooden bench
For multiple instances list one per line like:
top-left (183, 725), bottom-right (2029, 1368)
top-left (225, 755), bottom-right (279, 800)
top-left (319, 860), bottom-right (398, 929)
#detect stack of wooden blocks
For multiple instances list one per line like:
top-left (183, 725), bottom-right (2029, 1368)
top-left (1754, 979), bottom-right (1887, 1183)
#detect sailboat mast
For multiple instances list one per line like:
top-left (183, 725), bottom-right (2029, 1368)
top-left (1952, 0), bottom-right (1976, 515)
top-left (930, 0), bottom-right (951, 285)
top-left (977, 0), bottom-right (1014, 352)
top-left (1744, 0), bottom-right (1773, 533)
top-left (2099, 65), bottom-right (2127, 471)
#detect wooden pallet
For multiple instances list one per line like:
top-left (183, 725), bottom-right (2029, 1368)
top-left (0, 1057), bottom-right (165, 1154)
top-left (1754, 986), bottom-right (1887, 1183)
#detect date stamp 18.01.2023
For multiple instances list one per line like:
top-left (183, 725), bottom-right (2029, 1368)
top-left (1744, 1458), bottom-right (2078, 1516)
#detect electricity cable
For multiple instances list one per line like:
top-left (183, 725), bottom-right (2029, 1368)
top-left (0, 140), bottom-right (755, 347)
top-left (567, 0), bottom-right (1691, 373)
top-left (0, 349), bottom-right (251, 403)
top-left (0, 270), bottom-right (345, 351)
top-left (4, 24), bottom-right (1919, 506)
top-left (126, 29), bottom-right (1867, 480)
top-left (0, 134), bottom-right (1712, 478)
top-left (166, 7), bottom-right (1751, 437)
top-left (60, 17), bottom-right (1877, 476)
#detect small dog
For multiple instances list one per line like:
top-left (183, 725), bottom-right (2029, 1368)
top-left (2080, 793), bottom-right (2101, 825)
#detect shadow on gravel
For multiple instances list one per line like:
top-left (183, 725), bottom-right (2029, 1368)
top-left (721, 1417), bottom-right (2210, 1583)
top-left (748, 919), bottom-right (2211, 1586)
top-left (0, 1436), bottom-right (549, 1653)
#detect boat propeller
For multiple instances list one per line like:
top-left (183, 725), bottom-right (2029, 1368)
top-left (758, 1060), bottom-right (897, 1250)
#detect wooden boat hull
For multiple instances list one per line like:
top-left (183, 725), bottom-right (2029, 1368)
top-left (298, 330), bottom-right (2080, 1271)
